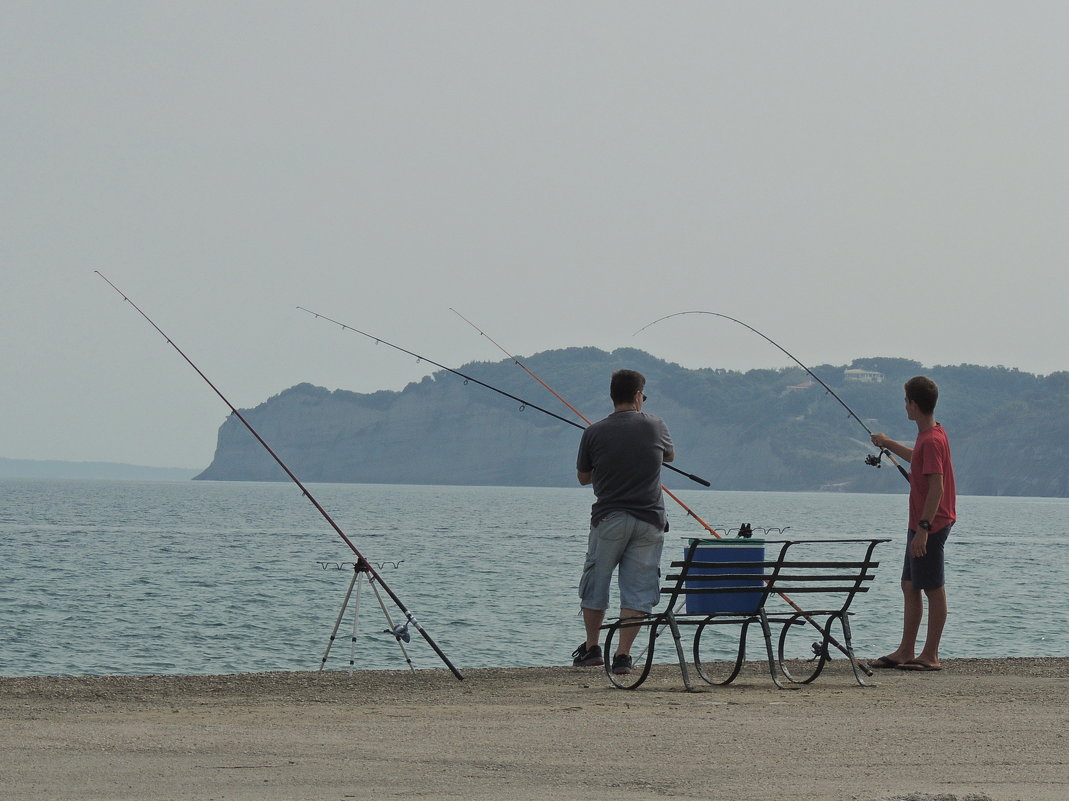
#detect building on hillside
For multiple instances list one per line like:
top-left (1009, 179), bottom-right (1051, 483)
top-left (843, 368), bottom-right (884, 384)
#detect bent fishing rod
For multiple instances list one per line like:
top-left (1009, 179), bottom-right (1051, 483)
top-left (450, 309), bottom-right (872, 675)
top-left (635, 310), bottom-right (909, 483)
top-left (95, 272), bottom-right (463, 680)
top-left (295, 307), bottom-right (711, 488)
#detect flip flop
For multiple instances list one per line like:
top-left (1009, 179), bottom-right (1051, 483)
top-left (897, 659), bottom-right (942, 672)
top-left (867, 656), bottom-right (903, 669)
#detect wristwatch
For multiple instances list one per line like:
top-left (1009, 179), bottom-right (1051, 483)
top-left (918, 519), bottom-right (932, 531)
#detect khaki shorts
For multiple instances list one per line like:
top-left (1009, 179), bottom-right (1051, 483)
top-left (578, 512), bottom-right (664, 613)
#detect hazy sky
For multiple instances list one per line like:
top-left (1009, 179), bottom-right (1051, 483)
top-left (4, 2), bottom-right (1067, 469)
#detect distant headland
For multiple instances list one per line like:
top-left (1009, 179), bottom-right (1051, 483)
top-left (0, 457), bottom-right (199, 482)
top-left (194, 347), bottom-right (1069, 498)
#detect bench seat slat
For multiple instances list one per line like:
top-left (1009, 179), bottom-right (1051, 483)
top-left (664, 585), bottom-right (871, 595)
top-left (671, 561), bottom-right (879, 570)
top-left (665, 573), bottom-right (875, 583)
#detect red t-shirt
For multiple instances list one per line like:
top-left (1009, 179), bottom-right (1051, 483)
top-left (909, 423), bottom-right (956, 532)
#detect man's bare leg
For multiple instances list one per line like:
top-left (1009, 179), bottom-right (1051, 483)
top-left (871, 580), bottom-right (921, 666)
top-left (917, 586), bottom-right (947, 667)
top-left (582, 607), bottom-right (605, 651)
top-left (614, 607), bottom-right (644, 656)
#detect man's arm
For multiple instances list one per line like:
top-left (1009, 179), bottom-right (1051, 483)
top-left (661, 421), bottom-right (675, 463)
top-left (871, 433), bottom-right (913, 463)
top-left (576, 425), bottom-right (593, 486)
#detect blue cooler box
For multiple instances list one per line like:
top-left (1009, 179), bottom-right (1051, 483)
top-left (684, 539), bottom-right (766, 614)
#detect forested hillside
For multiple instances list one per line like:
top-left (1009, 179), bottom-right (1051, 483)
top-left (196, 349), bottom-right (1069, 497)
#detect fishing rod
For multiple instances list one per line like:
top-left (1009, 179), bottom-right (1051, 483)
top-left (295, 307), bottom-right (711, 488)
top-left (449, 309), bottom-right (873, 676)
top-left (447, 307), bottom-right (723, 536)
top-left (635, 310), bottom-right (909, 483)
top-left (449, 309), bottom-right (591, 427)
top-left (95, 272), bottom-right (463, 680)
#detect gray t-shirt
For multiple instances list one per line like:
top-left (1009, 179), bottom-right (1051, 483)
top-left (576, 410), bottom-right (675, 530)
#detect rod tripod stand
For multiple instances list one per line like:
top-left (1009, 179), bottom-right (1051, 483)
top-left (319, 561), bottom-right (416, 675)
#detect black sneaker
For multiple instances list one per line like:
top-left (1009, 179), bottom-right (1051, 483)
top-left (611, 653), bottom-right (633, 675)
top-left (572, 642), bottom-right (603, 666)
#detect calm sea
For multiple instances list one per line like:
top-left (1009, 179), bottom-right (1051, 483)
top-left (1, 478), bottom-right (1066, 677)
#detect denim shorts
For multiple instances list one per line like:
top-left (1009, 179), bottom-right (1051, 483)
top-left (578, 511), bottom-right (665, 613)
top-left (902, 524), bottom-right (952, 590)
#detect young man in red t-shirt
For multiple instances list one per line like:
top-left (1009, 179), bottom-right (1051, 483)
top-left (867, 376), bottom-right (956, 672)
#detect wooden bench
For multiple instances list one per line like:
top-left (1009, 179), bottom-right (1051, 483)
top-left (600, 537), bottom-right (890, 690)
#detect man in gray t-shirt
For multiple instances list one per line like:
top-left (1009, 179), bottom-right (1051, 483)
top-left (572, 369), bottom-right (675, 675)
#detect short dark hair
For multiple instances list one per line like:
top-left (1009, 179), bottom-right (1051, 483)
top-left (610, 369), bottom-right (645, 404)
top-left (905, 376), bottom-right (939, 416)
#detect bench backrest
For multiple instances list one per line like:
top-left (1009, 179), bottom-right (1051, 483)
top-left (662, 538), bottom-right (890, 616)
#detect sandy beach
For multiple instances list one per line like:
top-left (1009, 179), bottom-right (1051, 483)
top-left (1, 658), bottom-right (1066, 801)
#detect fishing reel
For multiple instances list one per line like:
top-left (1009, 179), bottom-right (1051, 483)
top-left (865, 451), bottom-right (887, 469)
top-left (384, 623), bottom-right (412, 643)
top-left (809, 641), bottom-right (831, 661)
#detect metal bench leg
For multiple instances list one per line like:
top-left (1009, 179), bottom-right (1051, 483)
top-left (693, 617), bottom-right (748, 686)
top-left (776, 613), bottom-right (829, 685)
top-left (836, 614), bottom-right (869, 687)
top-left (665, 610), bottom-right (694, 691)
top-left (759, 612), bottom-right (793, 690)
top-left (604, 616), bottom-right (658, 690)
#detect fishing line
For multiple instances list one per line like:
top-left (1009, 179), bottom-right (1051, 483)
top-left (95, 271), bottom-right (463, 680)
top-left (295, 307), bottom-right (712, 488)
top-left (635, 310), bottom-right (909, 483)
